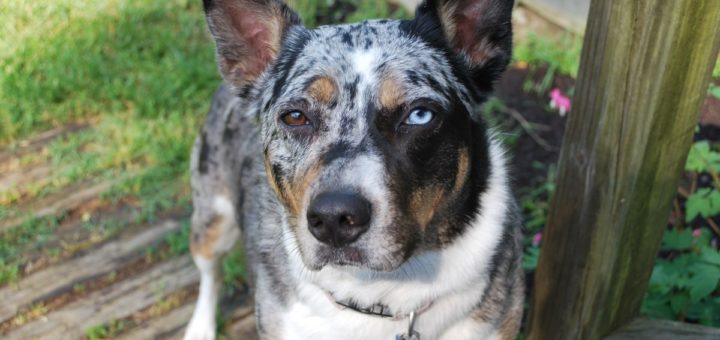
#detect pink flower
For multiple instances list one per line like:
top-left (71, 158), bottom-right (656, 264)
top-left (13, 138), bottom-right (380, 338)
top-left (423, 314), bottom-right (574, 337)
top-left (532, 232), bottom-right (542, 247)
top-left (693, 228), bottom-right (702, 238)
top-left (549, 88), bottom-right (571, 116)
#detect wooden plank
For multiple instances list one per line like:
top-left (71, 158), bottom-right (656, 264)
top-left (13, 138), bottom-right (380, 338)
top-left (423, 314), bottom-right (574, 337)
top-left (605, 318), bottom-right (720, 340)
top-left (0, 219), bottom-right (180, 322)
top-left (0, 123), bottom-right (88, 164)
top-left (115, 303), bottom-right (195, 340)
top-left (5, 256), bottom-right (197, 340)
top-left (17, 203), bottom-right (141, 277)
top-left (519, 0), bottom-right (589, 34)
top-left (0, 123), bottom-right (87, 161)
top-left (0, 163), bottom-right (52, 194)
top-left (527, 1), bottom-right (720, 339)
top-left (0, 179), bottom-right (119, 232)
top-left (120, 292), bottom-right (256, 340)
top-left (226, 308), bottom-right (259, 340)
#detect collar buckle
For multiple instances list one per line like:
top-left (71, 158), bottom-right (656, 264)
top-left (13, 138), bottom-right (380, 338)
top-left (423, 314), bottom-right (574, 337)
top-left (396, 311), bottom-right (421, 340)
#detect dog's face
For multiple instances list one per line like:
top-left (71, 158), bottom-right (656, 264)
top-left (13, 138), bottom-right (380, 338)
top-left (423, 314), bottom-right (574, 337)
top-left (204, 0), bottom-right (513, 271)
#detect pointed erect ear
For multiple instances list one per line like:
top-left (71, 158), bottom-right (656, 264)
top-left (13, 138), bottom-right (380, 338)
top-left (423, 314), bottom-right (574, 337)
top-left (418, 0), bottom-right (514, 90)
top-left (203, 0), bottom-right (302, 89)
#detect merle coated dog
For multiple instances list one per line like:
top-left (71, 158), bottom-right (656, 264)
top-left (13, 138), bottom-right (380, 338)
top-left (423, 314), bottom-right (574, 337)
top-left (185, 0), bottom-right (523, 339)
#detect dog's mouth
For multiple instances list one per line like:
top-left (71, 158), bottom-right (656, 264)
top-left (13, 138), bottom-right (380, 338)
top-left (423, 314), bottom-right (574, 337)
top-left (305, 241), bottom-right (409, 272)
top-left (312, 245), bottom-right (369, 269)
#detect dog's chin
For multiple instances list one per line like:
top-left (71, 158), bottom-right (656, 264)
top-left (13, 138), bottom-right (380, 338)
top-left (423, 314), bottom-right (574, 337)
top-left (303, 245), bottom-right (405, 272)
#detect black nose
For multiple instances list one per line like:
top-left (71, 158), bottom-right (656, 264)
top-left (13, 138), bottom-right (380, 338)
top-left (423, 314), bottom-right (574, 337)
top-left (307, 192), bottom-right (372, 247)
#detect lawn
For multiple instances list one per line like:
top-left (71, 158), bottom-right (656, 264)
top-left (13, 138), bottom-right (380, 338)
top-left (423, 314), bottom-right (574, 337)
top-left (1, 0), bottom-right (217, 289)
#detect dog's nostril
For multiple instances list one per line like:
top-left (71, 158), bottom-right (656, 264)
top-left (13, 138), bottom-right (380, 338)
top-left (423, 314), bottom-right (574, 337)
top-left (341, 215), bottom-right (354, 226)
top-left (306, 191), bottom-right (372, 247)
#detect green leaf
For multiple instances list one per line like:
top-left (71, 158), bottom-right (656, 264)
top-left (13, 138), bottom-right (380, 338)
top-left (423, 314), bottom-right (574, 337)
top-left (641, 292), bottom-right (675, 320)
top-left (670, 291), bottom-right (690, 314)
top-left (685, 188), bottom-right (720, 222)
top-left (648, 264), bottom-right (673, 294)
top-left (710, 84), bottom-right (720, 99)
top-left (688, 263), bottom-right (720, 303)
top-left (662, 228), bottom-right (694, 250)
top-left (523, 247), bottom-right (540, 270)
top-left (709, 190), bottom-right (720, 214)
top-left (685, 141), bottom-right (720, 172)
top-left (686, 141), bottom-right (710, 172)
top-left (687, 296), bottom-right (720, 326)
top-left (701, 247), bottom-right (720, 266)
top-left (696, 228), bottom-right (713, 247)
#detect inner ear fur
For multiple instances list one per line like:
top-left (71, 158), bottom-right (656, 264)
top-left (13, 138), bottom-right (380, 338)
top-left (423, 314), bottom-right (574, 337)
top-left (417, 0), bottom-right (514, 89)
top-left (203, 0), bottom-right (302, 89)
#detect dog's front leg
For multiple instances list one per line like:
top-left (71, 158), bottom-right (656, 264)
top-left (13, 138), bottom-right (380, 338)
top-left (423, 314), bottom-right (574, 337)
top-left (185, 196), bottom-right (240, 340)
top-left (185, 253), bottom-right (220, 340)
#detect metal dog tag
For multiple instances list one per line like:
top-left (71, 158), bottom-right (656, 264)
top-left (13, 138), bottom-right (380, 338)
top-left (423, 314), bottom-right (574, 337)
top-left (395, 311), bottom-right (420, 340)
top-left (396, 332), bottom-right (420, 340)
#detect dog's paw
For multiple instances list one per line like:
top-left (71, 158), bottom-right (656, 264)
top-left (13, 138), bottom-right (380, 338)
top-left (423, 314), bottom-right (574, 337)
top-left (183, 316), bottom-right (216, 340)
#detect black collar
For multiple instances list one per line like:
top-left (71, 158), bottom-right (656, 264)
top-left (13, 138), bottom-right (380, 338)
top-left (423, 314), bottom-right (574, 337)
top-left (328, 292), bottom-right (433, 320)
top-left (334, 297), bottom-right (395, 318)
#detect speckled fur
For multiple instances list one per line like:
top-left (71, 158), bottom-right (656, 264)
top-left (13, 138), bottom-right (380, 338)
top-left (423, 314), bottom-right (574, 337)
top-left (186, 1), bottom-right (523, 339)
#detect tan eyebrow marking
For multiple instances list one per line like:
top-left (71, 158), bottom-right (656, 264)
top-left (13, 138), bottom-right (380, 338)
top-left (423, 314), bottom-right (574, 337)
top-left (307, 76), bottom-right (337, 104)
top-left (379, 73), bottom-right (406, 110)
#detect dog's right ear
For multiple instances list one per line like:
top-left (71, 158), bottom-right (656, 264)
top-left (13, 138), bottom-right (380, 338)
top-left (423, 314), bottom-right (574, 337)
top-left (411, 0), bottom-right (514, 93)
top-left (203, 0), bottom-right (301, 89)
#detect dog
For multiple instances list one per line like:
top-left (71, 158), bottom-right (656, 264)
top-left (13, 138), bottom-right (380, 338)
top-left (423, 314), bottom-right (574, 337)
top-left (184, 0), bottom-right (523, 339)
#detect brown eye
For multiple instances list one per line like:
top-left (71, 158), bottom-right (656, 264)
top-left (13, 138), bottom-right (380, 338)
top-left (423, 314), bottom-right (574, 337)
top-left (281, 110), bottom-right (310, 126)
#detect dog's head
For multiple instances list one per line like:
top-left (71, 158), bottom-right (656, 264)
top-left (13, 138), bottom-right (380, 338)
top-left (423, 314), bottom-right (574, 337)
top-left (204, 0), bottom-right (513, 271)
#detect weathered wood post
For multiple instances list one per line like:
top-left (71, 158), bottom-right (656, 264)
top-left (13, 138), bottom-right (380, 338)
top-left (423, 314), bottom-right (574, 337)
top-left (527, 0), bottom-right (720, 339)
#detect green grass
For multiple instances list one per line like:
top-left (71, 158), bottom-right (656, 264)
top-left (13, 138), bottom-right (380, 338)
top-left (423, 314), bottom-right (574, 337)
top-left (513, 32), bottom-right (583, 94)
top-left (0, 0), bottom-right (407, 144)
top-left (0, 214), bottom-right (64, 284)
top-left (0, 0), bottom-right (213, 284)
top-left (85, 319), bottom-right (126, 340)
top-left (514, 32), bottom-right (583, 77)
top-left (288, 0), bottom-right (409, 27)
top-left (0, 0), bottom-right (214, 239)
top-left (1, 0), bottom-right (219, 143)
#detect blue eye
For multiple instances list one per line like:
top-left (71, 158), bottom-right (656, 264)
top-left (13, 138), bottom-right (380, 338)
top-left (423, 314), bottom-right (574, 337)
top-left (404, 108), bottom-right (434, 125)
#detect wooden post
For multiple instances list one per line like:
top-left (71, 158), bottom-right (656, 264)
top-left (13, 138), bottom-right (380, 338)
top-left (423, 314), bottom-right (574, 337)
top-left (527, 1), bottom-right (720, 339)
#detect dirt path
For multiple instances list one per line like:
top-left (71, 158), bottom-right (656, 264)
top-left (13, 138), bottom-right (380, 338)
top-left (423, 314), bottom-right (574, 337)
top-left (0, 127), bottom-right (255, 339)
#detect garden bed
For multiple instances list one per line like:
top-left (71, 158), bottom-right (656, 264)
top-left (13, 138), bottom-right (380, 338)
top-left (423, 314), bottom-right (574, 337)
top-left (491, 65), bottom-right (720, 327)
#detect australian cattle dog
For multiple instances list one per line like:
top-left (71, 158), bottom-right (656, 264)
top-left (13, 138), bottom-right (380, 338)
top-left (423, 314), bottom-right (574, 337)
top-left (185, 0), bottom-right (524, 339)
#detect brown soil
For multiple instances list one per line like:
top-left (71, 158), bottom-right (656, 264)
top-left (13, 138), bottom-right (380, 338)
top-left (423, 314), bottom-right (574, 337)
top-left (494, 66), bottom-right (570, 194)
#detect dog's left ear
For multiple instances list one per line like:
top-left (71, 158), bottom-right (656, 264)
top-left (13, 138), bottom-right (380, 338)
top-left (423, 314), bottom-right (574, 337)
top-left (417, 0), bottom-right (514, 91)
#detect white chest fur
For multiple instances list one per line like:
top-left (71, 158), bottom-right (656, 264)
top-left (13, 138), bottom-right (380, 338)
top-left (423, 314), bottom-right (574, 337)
top-left (280, 281), bottom-right (500, 340)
